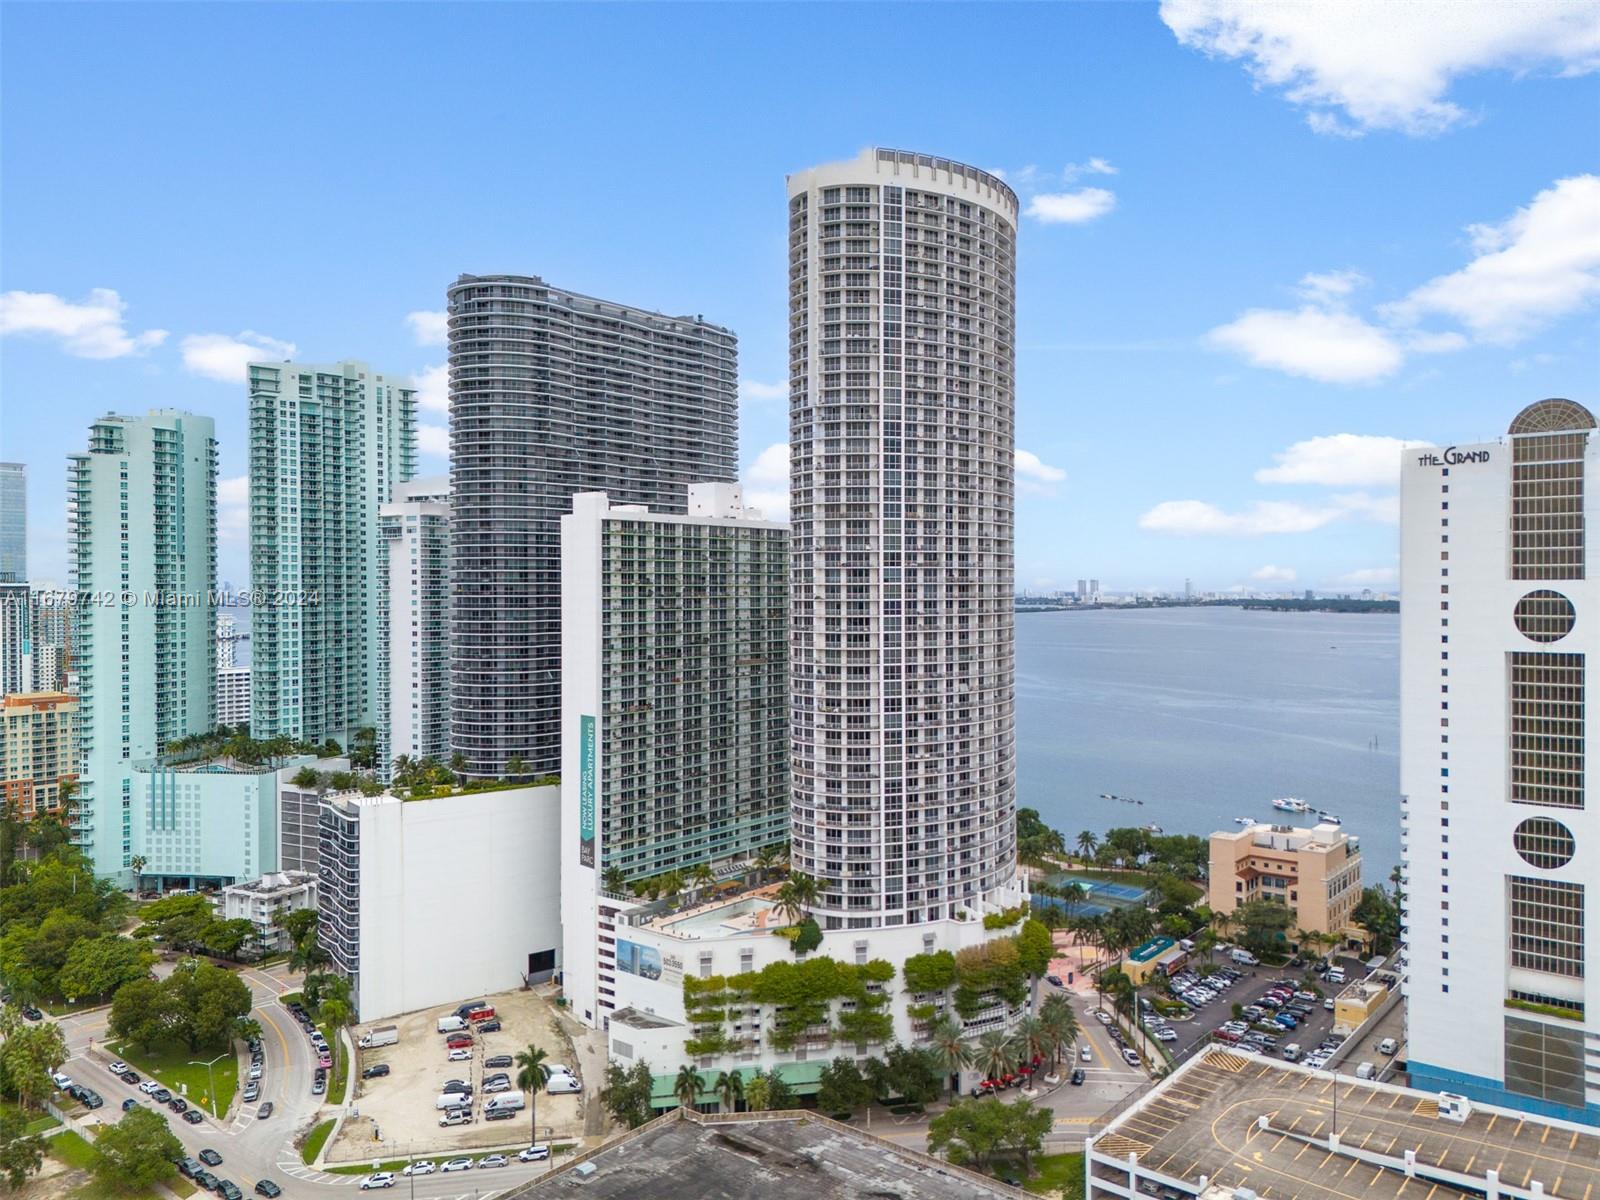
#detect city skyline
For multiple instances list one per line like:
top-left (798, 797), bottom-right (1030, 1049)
top-left (3, 3), bottom-right (1595, 596)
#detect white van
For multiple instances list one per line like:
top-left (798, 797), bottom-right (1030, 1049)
top-left (1231, 949), bottom-right (1259, 966)
top-left (436, 1093), bottom-right (471, 1110)
top-left (1326, 968), bottom-right (1346, 985)
top-left (485, 1093), bottom-right (527, 1112)
top-left (1354, 1061), bottom-right (1375, 1080)
top-left (436, 1015), bottom-right (468, 1034)
top-left (1281, 1044), bottom-right (1301, 1062)
top-left (1378, 1038), bottom-right (1398, 1056)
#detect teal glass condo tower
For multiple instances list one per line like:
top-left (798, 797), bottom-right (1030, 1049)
top-left (70, 410), bottom-right (217, 879)
top-left (249, 361), bottom-right (417, 745)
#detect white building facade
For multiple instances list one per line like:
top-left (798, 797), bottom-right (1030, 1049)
top-left (1401, 397), bottom-right (1600, 1125)
top-left (560, 484), bottom-right (790, 1029)
top-left (218, 666), bottom-right (251, 726)
top-left (215, 870), bottom-right (318, 953)
top-left (317, 784), bottom-right (561, 1021)
top-left (377, 476), bottom-right (450, 777)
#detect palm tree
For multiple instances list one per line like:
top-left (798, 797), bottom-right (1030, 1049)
top-left (450, 752), bottom-right (467, 784)
top-left (673, 1064), bottom-right (702, 1111)
top-left (515, 1044), bottom-right (551, 1147)
top-left (1076, 830), bottom-right (1098, 861)
top-left (752, 843), bottom-right (783, 885)
top-left (687, 863), bottom-right (717, 904)
top-left (391, 755), bottom-right (415, 786)
top-left (775, 871), bottom-right (819, 925)
top-left (601, 864), bottom-right (627, 895)
top-left (505, 755), bottom-right (527, 781)
top-left (925, 1015), bottom-right (971, 1091)
top-left (973, 1029), bottom-right (1017, 1083)
top-left (1013, 1014), bottom-right (1049, 1074)
top-left (713, 1069), bottom-right (744, 1113)
top-left (1038, 994), bottom-right (1080, 1070)
top-left (129, 854), bottom-right (148, 885)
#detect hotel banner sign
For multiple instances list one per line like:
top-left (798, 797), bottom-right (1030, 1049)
top-left (579, 714), bottom-right (596, 869)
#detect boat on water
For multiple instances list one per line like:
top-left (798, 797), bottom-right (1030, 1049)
top-left (1271, 796), bottom-right (1311, 813)
top-left (1233, 816), bottom-right (1255, 826)
top-left (1100, 793), bottom-right (1140, 804)
top-left (1317, 811), bottom-right (1343, 825)
top-left (1141, 823), bottom-right (1163, 835)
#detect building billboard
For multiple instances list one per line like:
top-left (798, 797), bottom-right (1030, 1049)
top-left (579, 714), bottom-right (596, 868)
top-left (615, 938), bottom-right (661, 981)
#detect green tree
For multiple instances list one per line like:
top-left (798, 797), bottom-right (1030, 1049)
top-left (1038, 993), bottom-right (1080, 1070)
top-left (155, 960), bottom-right (251, 1051)
top-left (137, 893), bottom-right (215, 952)
top-left (1012, 1014), bottom-right (1049, 1069)
top-left (712, 1068), bottom-right (744, 1113)
top-left (92, 1105), bottom-right (183, 1191)
top-left (56, 935), bottom-right (154, 1000)
top-left (751, 843), bottom-right (784, 885)
top-left (0, 1020), bottom-right (66, 1109)
top-left (1075, 830), bottom-right (1098, 860)
top-left (879, 1042), bottom-right (943, 1106)
top-left (927, 1097), bottom-right (1011, 1172)
top-left (515, 1044), bottom-right (551, 1146)
top-left (743, 1067), bottom-right (793, 1112)
top-left (202, 918), bottom-right (257, 961)
top-left (1014, 918), bottom-right (1054, 1007)
top-left (505, 755), bottom-right (527, 781)
top-left (108, 977), bottom-right (174, 1051)
top-left (973, 1029), bottom-right (1017, 1084)
top-left (600, 865), bottom-right (627, 895)
top-left (291, 767), bottom-right (322, 789)
top-left (600, 1059), bottom-right (654, 1129)
top-left (0, 1105), bottom-right (45, 1187)
top-left (815, 1057), bottom-right (868, 1118)
top-left (687, 863), bottom-right (717, 904)
top-left (672, 1064), bottom-right (702, 1111)
top-left (1234, 898), bottom-right (1297, 957)
top-left (1353, 885), bottom-right (1401, 955)
top-left (924, 1015), bottom-right (971, 1089)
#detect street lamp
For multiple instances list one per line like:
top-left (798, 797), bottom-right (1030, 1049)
top-left (188, 1052), bottom-right (228, 1118)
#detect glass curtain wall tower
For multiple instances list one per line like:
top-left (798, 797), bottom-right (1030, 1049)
top-left (786, 149), bottom-right (1020, 929)
top-left (447, 274), bottom-right (739, 779)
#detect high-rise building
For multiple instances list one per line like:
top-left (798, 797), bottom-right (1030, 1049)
top-left (28, 588), bottom-right (70, 693)
top-left (70, 410), bottom-right (217, 880)
top-left (0, 463), bottom-right (25, 584)
top-left (377, 476), bottom-right (450, 777)
top-left (248, 361), bottom-right (417, 745)
top-left (218, 665), bottom-right (251, 726)
top-left (0, 582), bottom-right (28, 696)
top-left (1400, 397), bottom-right (1599, 1125)
top-left (217, 615), bottom-right (239, 668)
top-left (447, 273), bottom-right (739, 779)
top-left (0, 691), bottom-right (78, 820)
top-left (787, 148), bottom-right (1019, 928)
top-left (560, 483), bottom-right (790, 1027)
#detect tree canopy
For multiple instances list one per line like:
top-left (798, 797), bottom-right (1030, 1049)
top-left (93, 1106), bottom-right (183, 1190)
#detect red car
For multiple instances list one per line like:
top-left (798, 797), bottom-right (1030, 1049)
top-left (445, 1034), bottom-right (473, 1049)
top-left (466, 1006), bottom-right (496, 1023)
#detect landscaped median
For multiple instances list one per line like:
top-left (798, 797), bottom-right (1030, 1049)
top-left (108, 1041), bottom-right (239, 1117)
top-left (301, 1118), bottom-right (336, 1166)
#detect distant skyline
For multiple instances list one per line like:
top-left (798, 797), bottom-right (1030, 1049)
top-left (2, 1), bottom-right (1596, 594)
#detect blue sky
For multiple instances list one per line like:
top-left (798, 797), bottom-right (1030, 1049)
top-left (2, 1), bottom-right (1596, 593)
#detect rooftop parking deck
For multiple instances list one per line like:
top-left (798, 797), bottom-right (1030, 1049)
top-left (1089, 1048), bottom-right (1599, 1200)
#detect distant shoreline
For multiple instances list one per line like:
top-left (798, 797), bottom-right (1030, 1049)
top-left (1015, 599), bottom-right (1398, 615)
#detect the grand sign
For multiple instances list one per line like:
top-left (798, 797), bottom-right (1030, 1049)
top-left (1416, 447), bottom-right (1492, 466)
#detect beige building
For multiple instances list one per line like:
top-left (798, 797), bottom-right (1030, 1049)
top-left (0, 691), bottom-right (79, 820)
top-left (1207, 821), bottom-right (1362, 935)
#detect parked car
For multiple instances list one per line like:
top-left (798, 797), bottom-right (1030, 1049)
top-left (403, 1162), bottom-right (436, 1176)
top-left (1121, 1048), bottom-right (1141, 1067)
top-left (257, 1103), bottom-right (274, 1119)
top-left (447, 1048), bottom-right (470, 1062)
top-left (466, 1006), bottom-right (496, 1023)
top-left (19, 1006), bottom-right (42, 1021)
top-left (483, 1079), bottom-right (512, 1094)
top-left (311, 1077), bottom-right (326, 1095)
top-left (477, 1019), bottom-right (502, 1034)
top-left (219, 1180), bottom-right (243, 1200)
top-left (254, 1182), bottom-right (282, 1198)
top-left (442, 1079), bottom-right (473, 1093)
top-left (439, 1110), bottom-right (472, 1127)
top-left (81, 1091), bottom-right (104, 1110)
top-left (178, 1159), bottom-right (201, 1179)
top-left (121, 1098), bottom-right (139, 1112)
top-left (517, 1146), bottom-right (550, 1163)
top-left (546, 1075), bottom-right (580, 1095)
top-left (445, 1034), bottom-right (473, 1050)
top-left (194, 1172), bottom-right (219, 1192)
top-left (183, 1109), bottom-right (205, 1125)
top-left (152, 1088), bottom-right (172, 1104)
top-left (121, 1070), bottom-right (141, 1085)
top-left (362, 1064), bottom-right (390, 1079)
top-left (107, 1061), bottom-right (129, 1076)
top-left (484, 1107), bottom-right (517, 1122)
top-left (169, 1097), bottom-right (189, 1113)
top-left (199, 1150), bottom-right (223, 1167)
top-left (440, 1158), bottom-right (473, 1174)
top-left (359, 1173), bottom-right (396, 1190)
top-left (478, 1155), bottom-right (509, 1169)
top-left (139, 1080), bottom-right (161, 1095)
top-left (485, 1055), bottom-right (513, 1069)
top-left (243, 1084), bottom-right (260, 1103)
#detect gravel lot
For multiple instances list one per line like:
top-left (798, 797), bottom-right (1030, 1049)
top-left (326, 988), bottom-right (583, 1163)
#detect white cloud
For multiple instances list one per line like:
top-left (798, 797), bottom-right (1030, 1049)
top-left (1254, 433), bottom-right (1423, 487)
top-left (415, 364), bottom-right (449, 414)
top-left (742, 442), bottom-right (790, 521)
top-left (1332, 490), bottom-right (1400, 525)
top-left (218, 475), bottom-right (249, 542)
top-left (1251, 565), bottom-right (1298, 583)
top-left (741, 379), bottom-right (788, 402)
top-left (1063, 157), bottom-right (1118, 180)
top-left (1296, 269), bottom-right (1367, 303)
top-left (1015, 449), bottom-right (1067, 490)
top-left (1404, 330), bottom-right (1470, 354)
top-left (417, 423), bottom-right (450, 460)
top-left (1335, 566), bottom-right (1399, 587)
top-left (406, 311), bottom-right (448, 346)
top-left (180, 331), bottom-right (296, 383)
top-left (1139, 499), bottom-right (1345, 536)
top-left (1026, 188), bottom-right (1117, 225)
top-left (0, 288), bottom-right (167, 359)
top-left (1206, 306), bottom-right (1402, 383)
top-left (1386, 175), bottom-right (1600, 343)
top-left (1160, 0), bottom-right (1600, 137)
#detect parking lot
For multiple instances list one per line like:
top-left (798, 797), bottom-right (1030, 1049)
top-left (1145, 955), bottom-right (1367, 1072)
top-left (325, 988), bottom-right (583, 1164)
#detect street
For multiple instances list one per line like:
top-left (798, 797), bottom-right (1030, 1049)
top-left (52, 964), bottom-right (564, 1200)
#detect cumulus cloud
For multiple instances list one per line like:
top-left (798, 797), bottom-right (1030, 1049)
top-left (415, 364), bottom-right (449, 414)
top-left (218, 475), bottom-right (250, 542)
top-left (742, 442), bottom-right (790, 521)
top-left (1385, 175), bottom-right (1600, 343)
top-left (1015, 449), bottom-right (1067, 496)
top-left (1026, 188), bottom-right (1117, 225)
top-left (1159, 0), bottom-right (1600, 136)
top-left (0, 288), bottom-right (168, 358)
top-left (1254, 433), bottom-right (1424, 488)
top-left (181, 331), bottom-right (297, 383)
top-left (1140, 492), bottom-right (1395, 536)
top-left (1206, 306), bottom-right (1402, 383)
top-left (741, 379), bottom-right (788, 402)
top-left (1063, 157), bottom-right (1118, 180)
top-left (1251, 565), bottom-right (1298, 583)
top-left (1296, 269), bottom-right (1367, 303)
top-left (417, 423), bottom-right (450, 460)
top-left (406, 310), bottom-right (448, 346)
